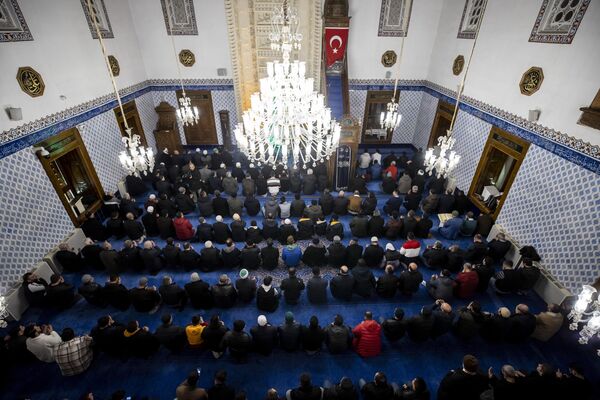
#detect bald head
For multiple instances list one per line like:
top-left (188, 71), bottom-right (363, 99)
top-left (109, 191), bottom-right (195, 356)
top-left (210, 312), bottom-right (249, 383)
top-left (516, 304), bottom-right (529, 314)
top-left (440, 302), bottom-right (452, 313)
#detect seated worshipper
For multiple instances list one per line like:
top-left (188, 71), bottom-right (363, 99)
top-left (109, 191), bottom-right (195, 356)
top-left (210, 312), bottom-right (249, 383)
top-left (399, 232), bottom-right (422, 265)
top-left (235, 268), bottom-right (257, 303)
top-left (396, 377), bottom-right (430, 400)
top-left (517, 257), bottom-right (541, 292)
top-left (438, 210), bottom-right (463, 240)
top-left (158, 194), bottom-right (178, 218)
top-left (201, 315), bottom-right (228, 359)
top-left (360, 372), bottom-right (395, 400)
top-left (431, 301), bottom-right (456, 339)
top-left (279, 311), bottom-right (302, 352)
top-left (175, 187), bottom-right (196, 214)
top-left (460, 212), bottom-right (477, 236)
top-left (81, 212), bottom-right (108, 241)
top-left (295, 214), bottom-right (314, 240)
top-left (257, 275), bottom-right (280, 312)
top-left (480, 307), bottom-right (511, 341)
top-left (407, 306), bottom-right (435, 342)
top-left (25, 324), bottom-right (62, 362)
top-left (120, 193), bottom-right (142, 217)
top-left (185, 315), bottom-right (207, 348)
top-left (122, 320), bottom-right (159, 357)
top-left (397, 172), bottom-right (412, 194)
top-left (319, 189), bottom-right (334, 215)
top-left (330, 266), bottom-right (355, 301)
top-left (78, 274), bottom-right (106, 307)
top-left (118, 239), bottom-right (142, 272)
top-left (208, 370), bottom-right (237, 400)
top-left (287, 373), bottom-right (324, 400)
top-left (290, 194), bottom-right (306, 218)
top-left (376, 265), bottom-right (399, 298)
top-left (352, 311), bottom-right (382, 357)
top-left (464, 234), bottom-right (487, 264)
top-left (384, 161), bottom-right (399, 180)
top-left (230, 213), bottom-right (246, 242)
top-left (437, 354), bottom-right (489, 400)
top-left (212, 191), bottom-right (230, 217)
top-left (106, 211), bottom-right (125, 239)
top-left (157, 210), bottom-right (176, 239)
top-left (279, 219), bottom-right (297, 243)
top-left (401, 210), bottom-right (418, 239)
top-left (154, 313), bottom-right (186, 353)
top-left (327, 236), bottom-right (347, 268)
top-left (99, 241), bottom-right (121, 275)
top-left (55, 328), bottom-right (94, 376)
top-left (305, 200), bottom-right (324, 221)
top-left (352, 259), bottom-right (376, 297)
top-left (484, 365), bottom-right (523, 400)
top-left (405, 186), bottom-right (422, 212)
top-left (426, 269), bottom-right (455, 302)
top-left (506, 304), bottom-right (536, 342)
top-left (324, 314), bottom-right (352, 354)
top-left (438, 189), bottom-right (456, 214)
top-left (212, 215), bottom-right (231, 244)
top-left (368, 209), bottom-right (385, 238)
top-left (302, 238), bottom-right (327, 268)
top-left (398, 263), bottom-right (423, 296)
top-left (212, 274), bottom-right (237, 308)
top-left (333, 191), bottom-right (350, 215)
top-left (363, 236), bottom-right (384, 268)
top-left (382, 174), bottom-right (397, 194)
top-left (141, 206), bottom-right (160, 237)
top-left (221, 320), bottom-right (252, 362)
top-left (81, 238), bottom-right (103, 270)
top-left (123, 212), bottom-right (145, 241)
top-left (487, 232), bottom-right (511, 262)
top-left (370, 159), bottom-right (382, 179)
top-left (422, 241), bottom-right (448, 270)
top-left (264, 196), bottom-right (280, 218)
top-left (453, 301), bottom-right (486, 340)
top-left (383, 190), bottom-right (403, 216)
top-left (381, 307), bottom-right (406, 342)
top-left (279, 196), bottom-right (292, 219)
top-left (384, 212), bottom-right (403, 240)
top-left (140, 240), bottom-right (164, 275)
top-left (473, 256), bottom-right (495, 293)
top-left (455, 263), bottom-right (479, 299)
top-left (307, 267), bottom-right (328, 304)
top-left (350, 213), bottom-right (369, 238)
top-left (159, 275), bottom-right (187, 310)
top-left (246, 220), bottom-right (263, 244)
top-left (55, 243), bottom-right (83, 272)
top-left (173, 212), bottom-right (195, 241)
top-left (251, 315), bottom-right (279, 356)
top-left (22, 272), bottom-right (47, 306)
top-left (179, 242), bottom-right (200, 271)
top-left (162, 238), bottom-right (180, 269)
top-left (557, 363), bottom-right (593, 400)
top-left (421, 190), bottom-right (440, 215)
top-left (301, 316), bottom-right (325, 355)
top-left (303, 169), bottom-right (317, 195)
top-left (445, 245), bottom-right (464, 273)
top-left (262, 213), bottom-right (280, 241)
top-left (476, 212), bottom-right (494, 236)
top-left (348, 191), bottom-right (363, 215)
top-left (103, 275), bottom-right (131, 310)
top-left (531, 303), bottom-right (564, 342)
top-left (232, 161), bottom-right (245, 182)
top-left (361, 192), bottom-right (378, 216)
top-left (280, 267), bottom-right (305, 305)
top-left (228, 194), bottom-right (244, 217)
top-left (46, 274), bottom-right (78, 309)
top-left (261, 238), bottom-right (280, 270)
top-left (185, 272), bottom-right (214, 309)
top-left (130, 277), bottom-right (161, 313)
top-left (242, 174), bottom-right (256, 197)
top-left (314, 215), bottom-right (327, 237)
top-left (241, 240), bottom-right (261, 270)
top-left (282, 237), bottom-right (303, 267)
top-left (222, 172), bottom-right (238, 197)
top-left (197, 191), bottom-right (214, 217)
top-left (325, 214), bottom-right (344, 240)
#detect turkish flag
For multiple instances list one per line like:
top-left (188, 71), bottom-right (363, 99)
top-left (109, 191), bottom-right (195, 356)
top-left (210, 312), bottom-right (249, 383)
top-left (325, 27), bottom-right (349, 67)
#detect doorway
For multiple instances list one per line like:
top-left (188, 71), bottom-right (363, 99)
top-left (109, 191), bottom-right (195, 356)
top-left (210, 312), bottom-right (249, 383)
top-left (361, 90), bottom-right (398, 144)
top-left (176, 89), bottom-right (218, 145)
top-left (428, 100), bottom-right (455, 148)
top-left (114, 100), bottom-right (147, 146)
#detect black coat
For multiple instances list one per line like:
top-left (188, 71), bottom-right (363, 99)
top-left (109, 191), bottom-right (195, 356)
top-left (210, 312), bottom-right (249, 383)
top-left (200, 247), bottom-right (222, 272)
top-left (129, 287), bottom-right (161, 312)
top-left (401, 216), bottom-right (418, 238)
top-left (423, 247), bottom-right (448, 269)
top-left (197, 196), bottom-right (213, 217)
top-left (257, 286), bottom-right (279, 312)
top-left (235, 277), bottom-right (257, 303)
top-left (78, 282), bottom-right (106, 307)
top-left (281, 276), bottom-right (305, 304)
top-left (307, 277), bottom-right (328, 304)
top-left (333, 197), bottom-right (349, 215)
top-left (405, 192), bottom-right (422, 211)
top-left (330, 273), bottom-right (355, 301)
top-left (363, 245), bottom-right (384, 268)
top-left (241, 246), bottom-right (261, 270)
top-left (319, 193), bottom-right (334, 215)
top-left (262, 220), bottom-right (280, 240)
top-left (302, 245), bottom-right (327, 267)
top-left (465, 242), bottom-right (488, 264)
top-left (301, 325), bottom-right (325, 351)
top-left (506, 313), bottom-right (536, 342)
top-left (261, 246), bottom-right (279, 270)
top-left (162, 244), bottom-right (180, 268)
top-left (352, 266), bottom-right (375, 297)
top-left (297, 219), bottom-right (314, 240)
top-left (278, 322), bottom-right (302, 351)
top-left (140, 248), bottom-right (163, 274)
top-left (325, 221), bottom-right (344, 241)
top-left (103, 282), bottom-right (131, 310)
top-left (154, 323), bottom-right (186, 352)
top-left (175, 193), bottom-right (195, 214)
top-left (159, 283), bottom-right (187, 308)
top-left (179, 249), bottom-right (200, 271)
top-left (407, 315), bottom-right (434, 342)
top-left (290, 199), bottom-right (306, 218)
top-left (376, 274), bottom-right (399, 298)
top-left (195, 222), bottom-right (213, 242)
top-left (250, 324), bottom-right (278, 355)
top-left (415, 217), bottom-right (433, 238)
top-left (246, 227), bottom-right (263, 244)
top-left (244, 197), bottom-right (261, 216)
top-left (398, 269), bottom-right (423, 295)
top-left (382, 318), bottom-right (406, 341)
top-left (201, 323), bottom-right (228, 352)
top-left (119, 246), bottom-right (143, 271)
top-left (280, 224), bottom-right (297, 243)
top-left (81, 217), bottom-right (108, 241)
top-left (185, 280), bottom-right (213, 309)
top-left (55, 250), bottom-right (83, 272)
top-left (81, 244), bottom-right (103, 270)
top-left (230, 220), bottom-right (246, 242)
top-left (368, 216), bottom-right (385, 238)
top-left (349, 216), bottom-right (369, 238)
top-left (106, 218), bottom-right (125, 239)
top-left (488, 239), bottom-right (511, 261)
top-left (437, 370), bottom-right (489, 400)
top-left (157, 198), bottom-right (177, 217)
top-left (123, 219), bottom-right (145, 240)
top-left (212, 283), bottom-right (237, 308)
top-left (346, 244), bottom-right (364, 268)
top-left (327, 243), bottom-right (347, 268)
top-left (212, 222), bottom-right (231, 244)
top-left (221, 247), bottom-right (241, 269)
top-left (212, 196), bottom-right (230, 217)
top-left (157, 216), bottom-right (175, 239)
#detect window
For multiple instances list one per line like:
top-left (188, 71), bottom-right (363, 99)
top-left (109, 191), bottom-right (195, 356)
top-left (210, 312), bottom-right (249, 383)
top-left (35, 128), bottom-right (105, 226)
top-left (0, 0), bottom-right (34, 42)
top-left (457, 0), bottom-right (487, 39)
top-left (468, 127), bottom-right (529, 219)
top-left (378, 0), bottom-right (413, 37)
top-left (80, 0), bottom-right (113, 39)
top-left (361, 90), bottom-right (399, 144)
top-left (161, 0), bottom-right (198, 35)
top-left (529, 0), bottom-right (591, 44)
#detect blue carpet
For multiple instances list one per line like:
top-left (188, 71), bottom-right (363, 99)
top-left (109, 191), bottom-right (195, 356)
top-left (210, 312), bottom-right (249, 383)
top-left (2, 179), bottom-right (599, 400)
top-left (326, 74), bottom-right (344, 120)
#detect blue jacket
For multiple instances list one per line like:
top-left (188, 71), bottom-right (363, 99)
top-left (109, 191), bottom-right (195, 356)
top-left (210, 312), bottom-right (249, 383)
top-left (439, 217), bottom-right (463, 240)
top-left (282, 245), bottom-right (302, 267)
top-left (370, 164), bottom-right (382, 179)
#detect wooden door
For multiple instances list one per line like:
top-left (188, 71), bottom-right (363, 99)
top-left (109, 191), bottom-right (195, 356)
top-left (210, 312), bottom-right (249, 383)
top-left (177, 89), bottom-right (218, 145)
top-left (114, 100), bottom-right (148, 146)
top-left (428, 100), bottom-right (455, 148)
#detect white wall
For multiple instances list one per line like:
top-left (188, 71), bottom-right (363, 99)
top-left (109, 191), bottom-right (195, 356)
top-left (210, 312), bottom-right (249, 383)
top-left (0, 0), bottom-right (146, 132)
top-left (347, 0), bottom-right (443, 80)
top-left (427, 0), bottom-right (600, 146)
top-left (127, 0), bottom-right (232, 79)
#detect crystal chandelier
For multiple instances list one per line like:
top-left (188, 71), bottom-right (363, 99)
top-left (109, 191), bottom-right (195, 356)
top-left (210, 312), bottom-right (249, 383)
top-left (380, 35), bottom-right (405, 132)
top-left (86, 0), bottom-right (154, 177)
top-left (568, 285), bottom-right (600, 352)
top-left (164, 0), bottom-right (199, 126)
top-left (269, 0), bottom-right (302, 54)
top-left (234, 1), bottom-right (340, 169)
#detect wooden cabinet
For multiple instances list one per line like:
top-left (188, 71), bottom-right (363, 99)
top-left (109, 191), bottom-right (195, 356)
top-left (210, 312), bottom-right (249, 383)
top-left (153, 101), bottom-right (182, 153)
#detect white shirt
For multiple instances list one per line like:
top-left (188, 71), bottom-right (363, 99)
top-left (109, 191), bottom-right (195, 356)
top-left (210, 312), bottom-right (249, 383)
top-left (372, 152), bottom-right (382, 165)
top-left (359, 153), bottom-right (371, 168)
top-left (26, 331), bottom-right (62, 362)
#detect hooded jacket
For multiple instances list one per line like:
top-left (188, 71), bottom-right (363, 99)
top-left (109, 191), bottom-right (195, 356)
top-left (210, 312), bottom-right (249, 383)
top-left (173, 217), bottom-right (194, 240)
top-left (352, 320), bottom-right (381, 357)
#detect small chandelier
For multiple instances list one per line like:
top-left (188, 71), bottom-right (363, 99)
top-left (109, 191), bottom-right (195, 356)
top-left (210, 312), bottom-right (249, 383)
top-left (381, 35), bottom-right (405, 132)
top-left (568, 285), bottom-right (600, 351)
top-left (234, 0), bottom-right (340, 169)
top-left (87, 0), bottom-right (154, 177)
top-left (424, 133), bottom-right (460, 178)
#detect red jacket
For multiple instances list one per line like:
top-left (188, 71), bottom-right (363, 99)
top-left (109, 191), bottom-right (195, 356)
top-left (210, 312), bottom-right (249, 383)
top-left (173, 217), bottom-right (194, 240)
top-left (384, 165), bottom-right (398, 180)
top-left (455, 270), bottom-right (479, 299)
top-left (352, 319), bottom-right (381, 357)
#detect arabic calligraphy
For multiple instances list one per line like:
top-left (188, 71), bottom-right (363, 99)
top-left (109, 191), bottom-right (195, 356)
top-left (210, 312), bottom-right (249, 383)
top-left (179, 49), bottom-right (196, 67)
top-left (519, 67), bottom-right (544, 96)
top-left (108, 55), bottom-right (120, 76)
top-left (17, 66), bottom-right (45, 97)
top-left (381, 50), bottom-right (397, 68)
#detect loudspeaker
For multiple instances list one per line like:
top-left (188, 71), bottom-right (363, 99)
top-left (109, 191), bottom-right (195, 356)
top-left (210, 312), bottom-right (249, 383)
top-left (217, 68), bottom-right (227, 76)
top-left (528, 109), bottom-right (540, 122)
top-left (7, 107), bottom-right (22, 121)
top-left (385, 71), bottom-right (392, 79)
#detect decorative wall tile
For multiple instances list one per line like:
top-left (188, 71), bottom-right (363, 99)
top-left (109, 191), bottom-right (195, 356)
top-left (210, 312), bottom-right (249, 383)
top-left (447, 110), bottom-right (491, 191)
top-left (135, 92), bottom-right (159, 152)
top-left (498, 145), bottom-right (600, 292)
top-left (0, 149), bottom-right (73, 295)
top-left (529, 0), bottom-right (591, 44)
top-left (160, 0), bottom-right (198, 35)
top-left (349, 89), bottom-right (368, 123)
top-left (392, 90), bottom-right (422, 143)
top-left (0, 0), bottom-right (33, 42)
top-left (211, 90), bottom-right (238, 146)
top-left (378, 0), bottom-right (413, 37)
top-left (413, 92), bottom-right (439, 151)
top-left (80, 0), bottom-right (114, 39)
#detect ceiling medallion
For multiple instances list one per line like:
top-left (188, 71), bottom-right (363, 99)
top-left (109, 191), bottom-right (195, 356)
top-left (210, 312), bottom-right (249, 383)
top-left (16, 66), bottom-right (45, 97)
top-left (108, 55), bottom-right (120, 76)
top-left (452, 55), bottom-right (464, 75)
top-left (519, 66), bottom-right (544, 96)
top-left (381, 50), bottom-right (397, 67)
top-left (179, 49), bottom-right (196, 67)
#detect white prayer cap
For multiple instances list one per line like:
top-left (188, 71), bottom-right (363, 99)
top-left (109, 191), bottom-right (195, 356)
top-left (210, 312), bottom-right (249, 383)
top-left (307, 169), bottom-right (313, 175)
top-left (371, 236), bottom-right (379, 243)
top-left (220, 163), bottom-right (226, 168)
top-left (81, 274), bottom-right (93, 284)
top-left (205, 241), bottom-right (213, 248)
top-left (284, 218), bottom-right (291, 225)
top-left (195, 148), bottom-right (201, 152)
top-left (190, 272), bottom-right (200, 282)
top-left (147, 206), bottom-right (154, 213)
top-left (418, 170), bottom-right (424, 175)
top-left (149, 194), bottom-right (156, 200)
top-left (386, 243), bottom-right (395, 251)
top-left (216, 215), bottom-right (223, 222)
top-left (236, 162), bottom-right (241, 167)
top-left (163, 148), bottom-right (169, 154)
top-left (233, 213), bottom-right (240, 220)
top-left (249, 163), bottom-right (255, 168)
top-left (257, 315), bottom-right (267, 326)
top-left (333, 235), bottom-right (341, 242)
top-left (203, 150), bottom-right (208, 155)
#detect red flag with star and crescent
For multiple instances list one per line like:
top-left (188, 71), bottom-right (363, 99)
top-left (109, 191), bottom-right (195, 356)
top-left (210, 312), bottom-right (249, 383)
top-left (325, 27), bottom-right (349, 67)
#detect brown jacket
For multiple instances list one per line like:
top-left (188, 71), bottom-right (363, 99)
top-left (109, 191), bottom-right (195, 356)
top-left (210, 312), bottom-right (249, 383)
top-left (348, 195), bottom-right (362, 214)
top-left (531, 311), bottom-right (563, 341)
